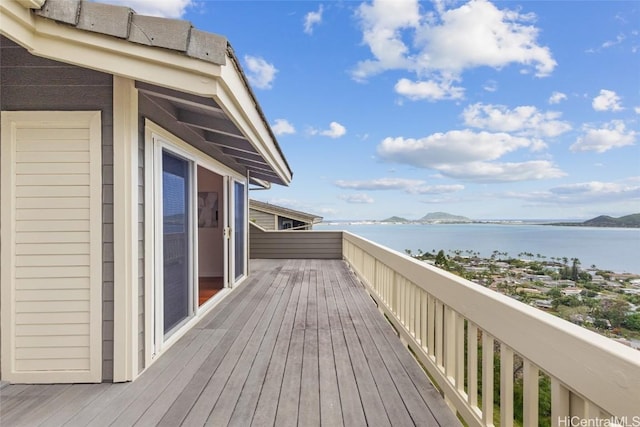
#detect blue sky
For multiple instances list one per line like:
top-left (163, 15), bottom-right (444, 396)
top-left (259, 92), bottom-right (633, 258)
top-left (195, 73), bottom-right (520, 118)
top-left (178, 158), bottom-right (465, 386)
top-left (107, 0), bottom-right (638, 220)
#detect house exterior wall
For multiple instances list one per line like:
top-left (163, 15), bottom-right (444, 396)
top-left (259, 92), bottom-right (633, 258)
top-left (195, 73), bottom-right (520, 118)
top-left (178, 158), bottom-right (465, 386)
top-left (0, 36), bottom-right (115, 381)
top-left (249, 225), bottom-right (342, 259)
top-left (250, 208), bottom-right (276, 230)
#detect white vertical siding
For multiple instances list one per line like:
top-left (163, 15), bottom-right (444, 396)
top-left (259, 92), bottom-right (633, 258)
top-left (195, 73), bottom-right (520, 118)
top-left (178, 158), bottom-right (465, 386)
top-left (1, 111), bottom-right (102, 383)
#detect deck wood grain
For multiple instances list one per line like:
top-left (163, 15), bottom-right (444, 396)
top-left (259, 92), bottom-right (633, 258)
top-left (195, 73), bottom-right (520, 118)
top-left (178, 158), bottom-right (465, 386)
top-left (0, 259), bottom-right (459, 427)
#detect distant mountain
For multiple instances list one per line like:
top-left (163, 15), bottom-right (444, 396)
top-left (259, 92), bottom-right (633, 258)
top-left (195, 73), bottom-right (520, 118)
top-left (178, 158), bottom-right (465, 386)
top-left (418, 212), bottom-right (472, 223)
top-left (549, 213), bottom-right (640, 228)
top-left (381, 216), bottom-right (410, 223)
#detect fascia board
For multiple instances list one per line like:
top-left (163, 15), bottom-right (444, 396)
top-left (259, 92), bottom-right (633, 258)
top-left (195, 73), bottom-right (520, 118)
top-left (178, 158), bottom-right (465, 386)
top-left (218, 62), bottom-right (292, 186)
top-left (0, 3), bottom-right (222, 97)
top-left (16, 0), bottom-right (45, 9)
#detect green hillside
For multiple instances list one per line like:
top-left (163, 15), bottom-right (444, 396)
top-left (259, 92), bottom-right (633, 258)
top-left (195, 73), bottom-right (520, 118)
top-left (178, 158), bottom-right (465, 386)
top-left (551, 213), bottom-right (640, 228)
top-left (419, 212), bottom-right (472, 222)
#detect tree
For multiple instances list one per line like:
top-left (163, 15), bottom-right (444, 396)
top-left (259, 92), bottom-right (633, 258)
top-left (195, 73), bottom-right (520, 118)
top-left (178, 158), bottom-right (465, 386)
top-left (435, 250), bottom-right (448, 268)
top-left (623, 313), bottom-right (640, 331)
top-left (571, 258), bottom-right (581, 281)
top-left (598, 300), bottom-right (630, 328)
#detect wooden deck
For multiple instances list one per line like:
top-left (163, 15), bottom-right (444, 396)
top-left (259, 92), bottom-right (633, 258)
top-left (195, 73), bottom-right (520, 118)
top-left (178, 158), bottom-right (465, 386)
top-left (0, 259), bottom-right (460, 426)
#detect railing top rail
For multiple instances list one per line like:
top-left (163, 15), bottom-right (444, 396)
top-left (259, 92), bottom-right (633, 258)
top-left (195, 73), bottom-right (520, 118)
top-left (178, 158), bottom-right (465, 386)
top-left (342, 231), bottom-right (640, 418)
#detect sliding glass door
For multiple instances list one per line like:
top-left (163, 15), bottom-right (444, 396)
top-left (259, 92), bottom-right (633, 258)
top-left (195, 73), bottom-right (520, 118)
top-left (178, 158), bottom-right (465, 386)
top-left (161, 151), bottom-right (191, 334)
top-left (233, 181), bottom-right (246, 280)
top-left (148, 125), bottom-right (250, 358)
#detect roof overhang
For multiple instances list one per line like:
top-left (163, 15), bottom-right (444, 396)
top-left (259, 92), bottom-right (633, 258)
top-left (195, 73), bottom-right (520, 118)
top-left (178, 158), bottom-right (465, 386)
top-left (249, 200), bottom-right (323, 224)
top-left (0, 0), bottom-right (292, 186)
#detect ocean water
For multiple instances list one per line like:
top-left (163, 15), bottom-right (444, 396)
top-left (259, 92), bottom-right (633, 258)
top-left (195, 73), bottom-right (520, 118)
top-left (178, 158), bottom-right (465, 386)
top-left (317, 222), bottom-right (640, 274)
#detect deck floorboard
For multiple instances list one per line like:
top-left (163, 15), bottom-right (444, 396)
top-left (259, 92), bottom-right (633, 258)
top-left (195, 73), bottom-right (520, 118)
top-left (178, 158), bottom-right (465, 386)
top-left (0, 259), bottom-right (460, 427)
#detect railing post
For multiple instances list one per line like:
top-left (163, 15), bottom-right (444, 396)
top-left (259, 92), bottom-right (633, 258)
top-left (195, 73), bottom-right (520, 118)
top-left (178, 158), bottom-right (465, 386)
top-left (551, 378), bottom-right (570, 427)
top-left (500, 344), bottom-right (514, 427)
top-left (523, 360), bottom-right (539, 427)
top-left (420, 290), bottom-right (428, 349)
top-left (455, 315), bottom-right (465, 393)
top-left (435, 301), bottom-right (444, 370)
top-left (468, 322), bottom-right (478, 409)
top-left (482, 332), bottom-right (494, 426)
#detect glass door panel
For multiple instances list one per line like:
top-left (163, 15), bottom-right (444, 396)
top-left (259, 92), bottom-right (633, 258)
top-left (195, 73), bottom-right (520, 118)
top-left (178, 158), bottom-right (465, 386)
top-left (162, 151), bottom-right (191, 334)
top-left (234, 181), bottom-right (245, 280)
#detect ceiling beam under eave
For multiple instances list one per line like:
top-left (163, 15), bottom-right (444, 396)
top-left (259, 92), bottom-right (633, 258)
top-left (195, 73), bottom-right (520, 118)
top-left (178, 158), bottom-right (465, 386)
top-left (249, 170), bottom-right (283, 183)
top-left (205, 132), bottom-right (256, 152)
top-left (237, 160), bottom-right (275, 173)
top-left (136, 82), bottom-right (224, 114)
top-left (220, 147), bottom-right (268, 163)
top-left (176, 108), bottom-right (244, 139)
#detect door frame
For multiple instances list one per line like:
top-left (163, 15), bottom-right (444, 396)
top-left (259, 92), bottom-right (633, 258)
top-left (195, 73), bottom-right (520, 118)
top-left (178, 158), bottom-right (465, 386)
top-left (143, 120), bottom-right (247, 365)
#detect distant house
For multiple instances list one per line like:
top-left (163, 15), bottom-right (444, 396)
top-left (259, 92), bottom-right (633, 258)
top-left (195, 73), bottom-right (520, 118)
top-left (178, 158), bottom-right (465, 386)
top-left (562, 287), bottom-right (583, 296)
top-left (250, 199), bottom-right (322, 230)
top-left (1, 0), bottom-right (291, 384)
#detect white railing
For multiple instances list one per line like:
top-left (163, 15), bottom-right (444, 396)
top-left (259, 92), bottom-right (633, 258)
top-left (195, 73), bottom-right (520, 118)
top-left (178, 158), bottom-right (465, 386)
top-left (342, 231), bottom-right (640, 427)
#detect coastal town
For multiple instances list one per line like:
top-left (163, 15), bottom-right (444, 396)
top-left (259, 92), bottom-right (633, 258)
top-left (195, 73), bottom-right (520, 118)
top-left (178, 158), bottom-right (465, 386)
top-left (408, 248), bottom-right (640, 349)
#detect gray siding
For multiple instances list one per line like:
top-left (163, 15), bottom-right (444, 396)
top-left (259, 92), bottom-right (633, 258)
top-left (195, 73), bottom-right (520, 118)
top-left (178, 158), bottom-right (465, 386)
top-left (0, 36), bottom-right (115, 381)
top-left (249, 225), bottom-right (342, 259)
top-left (250, 209), bottom-right (276, 230)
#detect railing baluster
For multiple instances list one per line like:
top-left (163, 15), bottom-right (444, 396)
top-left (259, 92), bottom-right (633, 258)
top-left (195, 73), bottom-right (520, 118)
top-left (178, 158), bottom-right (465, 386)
top-left (467, 322), bottom-right (478, 409)
top-left (482, 332), bottom-right (494, 426)
top-left (551, 377), bottom-right (570, 426)
top-left (420, 290), bottom-right (428, 350)
top-left (523, 360), bottom-right (539, 427)
top-left (414, 285), bottom-right (420, 340)
top-left (500, 343), bottom-right (514, 427)
top-left (427, 294), bottom-right (435, 359)
top-left (456, 314), bottom-right (465, 393)
top-left (444, 306), bottom-right (456, 381)
top-left (409, 283), bottom-right (415, 337)
top-left (435, 300), bottom-right (444, 369)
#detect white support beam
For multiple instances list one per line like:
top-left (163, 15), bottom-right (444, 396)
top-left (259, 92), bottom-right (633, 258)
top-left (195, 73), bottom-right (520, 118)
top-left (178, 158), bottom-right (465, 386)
top-left (112, 76), bottom-right (139, 382)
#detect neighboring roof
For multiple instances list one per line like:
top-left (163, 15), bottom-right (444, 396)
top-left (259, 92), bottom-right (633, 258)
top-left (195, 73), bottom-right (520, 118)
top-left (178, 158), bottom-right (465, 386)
top-left (250, 199), bottom-right (323, 225)
top-left (0, 0), bottom-right (292, 186)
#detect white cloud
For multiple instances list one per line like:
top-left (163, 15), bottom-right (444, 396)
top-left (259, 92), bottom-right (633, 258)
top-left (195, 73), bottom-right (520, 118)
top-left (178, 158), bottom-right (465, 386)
top-left (462, 103), bottom-right (572, 137)
top-left (377, 130), bottom-right (565, 182)
top-left (394, 78), bottom-right (465, 101)
top-left (378, 131), bottom-right (536, 166)
top-left (435, 160), bottom-right (565, 182)
top-left (635, 106), bottom-right (640, 115)
top-left (548, 91), bottom-right (567, 104)
top-left (506, 179), bottom-right (640, 205)
top-left (244, 55), bottom-right (277, 90)
top-left (570, 120), bottom-right (636, 153)
top-left (601, 34), bottom-right (625, 49)
top-left (94, 0), bottom-right (192, 18)
top-left (311, 122), bottom-right (347, 138)
top-left (592, 89), bottom-right (623, 112)
top-left (339, 193), bottom-right (374, 204)
top-left (272, 119), bottom-right (295, 136)
top-left (304, 5), bottom-right (324, 35)
top-left (335, 178), bottom-right (425, 191)
top-left (353, 0), bottom-right (556, 95)
top-left (408, 184), bottom-right (465, 194)
top-left (483, 80), bottom-right (498, 92)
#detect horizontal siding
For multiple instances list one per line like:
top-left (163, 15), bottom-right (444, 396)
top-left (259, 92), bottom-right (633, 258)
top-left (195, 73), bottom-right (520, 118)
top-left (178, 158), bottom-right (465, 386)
top-left (8, 114), bottom-right (98, 378)
top-left (249, 225), bottom-right (342, 259)
top-left (1, 35), bottom-right (114, 381)
top-left (249, 209), bottom-right (275, 230)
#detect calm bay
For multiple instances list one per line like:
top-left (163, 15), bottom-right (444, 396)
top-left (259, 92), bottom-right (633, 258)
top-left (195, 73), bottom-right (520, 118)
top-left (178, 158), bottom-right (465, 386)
top-left (317, 222), bottom-right (640, 274)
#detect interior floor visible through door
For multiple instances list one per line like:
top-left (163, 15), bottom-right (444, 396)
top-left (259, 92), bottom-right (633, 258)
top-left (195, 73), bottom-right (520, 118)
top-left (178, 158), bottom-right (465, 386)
top-left (199, 277), bottom-right (224, 306)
